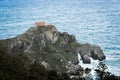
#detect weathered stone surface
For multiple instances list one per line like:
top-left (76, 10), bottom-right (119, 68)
top-left (0, 25), bottom-right (106, 72)
top-left (78, 43), bottom-right (105, 63)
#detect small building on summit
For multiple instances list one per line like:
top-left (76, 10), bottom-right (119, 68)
top-left (35, 22), bottom-right (45, 27)
top-left (34, 21), bottom-right (54, 27)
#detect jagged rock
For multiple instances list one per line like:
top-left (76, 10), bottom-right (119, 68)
top-left (0, 25), bottom-right (106, 72)
top-left (82, 54), bottom-right (91, 64)
top-left (78, 43), bottom-right (105, 64)
top-left (91, 45), bottom-right (106, 60)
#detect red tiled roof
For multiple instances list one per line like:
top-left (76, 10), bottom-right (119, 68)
top-left (35, 22), bottom-right (45, 27)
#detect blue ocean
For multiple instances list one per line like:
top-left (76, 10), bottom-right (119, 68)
top-left (0, 0), bottom-right (120, 75)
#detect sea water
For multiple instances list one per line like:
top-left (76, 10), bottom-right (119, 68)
top-left (0, 0), bottom-right (120, 76)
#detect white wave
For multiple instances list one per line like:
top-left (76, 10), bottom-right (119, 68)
top-left (78, 53), bottom-right (99, 80)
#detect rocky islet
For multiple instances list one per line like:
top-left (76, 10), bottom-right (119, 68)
top-left (0, 22), bottom-right (106, 73)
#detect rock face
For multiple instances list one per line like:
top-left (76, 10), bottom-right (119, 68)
top-left (78, 43), bottom-right (106, 63)
top-left (0, 25), bottom-right (106, 72)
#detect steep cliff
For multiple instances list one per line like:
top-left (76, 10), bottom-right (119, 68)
top-left (0, 25), bottom-right (105, 72)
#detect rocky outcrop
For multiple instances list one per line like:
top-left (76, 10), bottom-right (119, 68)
top-left (78, 43), bottom-right (106, 63)
top-left (0, 25), bottom-right (105, 72)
